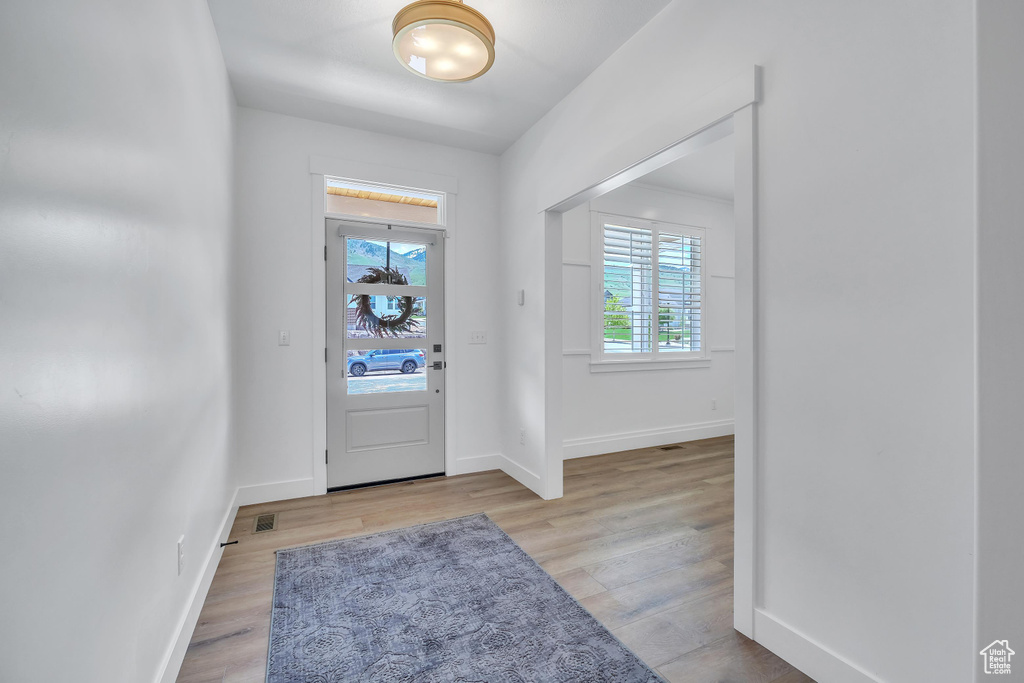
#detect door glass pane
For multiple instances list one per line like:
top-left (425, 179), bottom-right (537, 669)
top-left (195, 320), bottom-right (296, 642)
top-left (347, 296), bottom-right (427, 339)
top-left (347, 238), bottom-right (427, 286)
top-left (346, 349), bottom-right (428, 395)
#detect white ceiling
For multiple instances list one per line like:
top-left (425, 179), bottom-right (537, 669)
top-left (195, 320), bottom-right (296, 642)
top-left (637, 134), bottom-right (736, 201)
top-left (207, 0), bottom-right (674, 154)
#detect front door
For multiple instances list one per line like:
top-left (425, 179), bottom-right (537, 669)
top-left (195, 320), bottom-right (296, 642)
top-left (326, 218), bottom-right (445, 489)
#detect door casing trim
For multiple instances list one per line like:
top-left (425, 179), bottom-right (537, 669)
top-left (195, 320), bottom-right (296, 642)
top-left (310, 161), bottom-right (459, 497)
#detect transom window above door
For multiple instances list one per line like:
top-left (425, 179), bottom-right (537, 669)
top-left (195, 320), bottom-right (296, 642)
top-left (594, 213), bottom-right (706, 367)
top-left (325, 177), bottom-right (445, 226)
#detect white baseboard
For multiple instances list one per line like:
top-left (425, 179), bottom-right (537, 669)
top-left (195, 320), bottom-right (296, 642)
top-left (454, 452), bottom-right (544, 499)
top-left (498, 454), bottom-right (544, 497)
top-left (156, 487), bottom-right (239, 683)
top-left (563, 419), bottom-right (735, 459)
top-left (754, 609), bottom-right (883, 683)
top-left (236, 478), bottom-right (316, 507)
top-left (455, 452), bottom-right (503, 475)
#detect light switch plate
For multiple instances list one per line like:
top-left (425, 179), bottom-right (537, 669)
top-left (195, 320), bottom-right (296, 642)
top-left (278, 330), bottom-right (290, 346)
top-left (469, 331), bottom-right (487, 344)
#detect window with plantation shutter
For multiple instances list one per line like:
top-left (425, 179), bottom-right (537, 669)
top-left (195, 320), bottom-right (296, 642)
top-left (597, 214), bottom-right (706, 364)
top-left (602, 224), bottom-right (653, 353)
top-left (657, 231), bottom-right (702, 353)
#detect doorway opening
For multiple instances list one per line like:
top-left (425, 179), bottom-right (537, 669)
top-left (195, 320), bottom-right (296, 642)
top-left (561, 127), bottom-right (736, 447)
top-left (543, 103), bottom-right (758, 637)
top-left (322, 178), bottom-right (448, 491)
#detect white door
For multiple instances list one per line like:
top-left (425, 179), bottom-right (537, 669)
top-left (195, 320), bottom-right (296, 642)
top-left (326, 219), bottom-right (445, 489)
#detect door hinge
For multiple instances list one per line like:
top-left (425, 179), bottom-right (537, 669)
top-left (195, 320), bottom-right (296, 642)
top-left (324, 245), bottom-right (327, 261)
top-left (325, 348), bottom-right (328, 363)
top-left (325, 450), bottom-right (329, 464)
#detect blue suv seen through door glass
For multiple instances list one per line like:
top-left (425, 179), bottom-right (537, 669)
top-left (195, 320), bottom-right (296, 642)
top-left (347, 349), bottom-right (426, 377)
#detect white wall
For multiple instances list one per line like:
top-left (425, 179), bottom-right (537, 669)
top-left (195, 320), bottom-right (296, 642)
top-left (562, 183), bottom-right (736, 457)
top-left (0, 2), bottom-right (237, 682)
top-left (498, 1), bottom-right (976, 681)
top-left (233, 108), bottom-right (502, 498)
top-left (976, 2), bottom-right (1024, 679)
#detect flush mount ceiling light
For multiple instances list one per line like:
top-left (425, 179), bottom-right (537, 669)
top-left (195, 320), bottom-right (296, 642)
top-left (392, 0), bottom-right (495, 83)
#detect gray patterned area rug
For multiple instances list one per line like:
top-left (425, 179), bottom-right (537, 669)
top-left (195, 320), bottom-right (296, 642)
top-left (267, 513), bottom-right (663, 682)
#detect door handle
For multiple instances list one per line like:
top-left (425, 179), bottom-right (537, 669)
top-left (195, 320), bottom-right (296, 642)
top-left (432, 361), bottom-right (445, 370)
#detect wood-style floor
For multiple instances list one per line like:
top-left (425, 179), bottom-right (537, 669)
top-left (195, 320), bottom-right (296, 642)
top-left (178, 436), bottom-right (812, 682)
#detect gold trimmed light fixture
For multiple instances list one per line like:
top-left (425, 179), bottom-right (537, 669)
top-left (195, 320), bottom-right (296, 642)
top-left (392, 0), bottom-right (495, 82)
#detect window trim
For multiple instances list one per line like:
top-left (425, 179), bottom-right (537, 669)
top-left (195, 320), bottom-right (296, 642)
top-left (590, 211), bottom-right (708, 372)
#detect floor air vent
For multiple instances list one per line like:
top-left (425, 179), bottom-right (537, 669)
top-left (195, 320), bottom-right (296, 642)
top-left (659, 444), bottom-right (685, 451)
top-left (253, 513), bottom-right (278, 534)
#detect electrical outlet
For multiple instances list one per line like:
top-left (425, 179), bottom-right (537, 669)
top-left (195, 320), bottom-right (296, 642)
top-left (469, 331), bottom-right (487, 344)
top-left (711, 398), bottom-right (717, 411)
top-left (177, 536), bottom-right (185, 576)
top-left (519, 428), bottom-right (526, 445)
top-left (278, 330), bottom-right (291, 346)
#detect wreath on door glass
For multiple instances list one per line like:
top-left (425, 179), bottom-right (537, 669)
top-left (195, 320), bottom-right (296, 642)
top-left (350, 267), bottom-right (421, 338)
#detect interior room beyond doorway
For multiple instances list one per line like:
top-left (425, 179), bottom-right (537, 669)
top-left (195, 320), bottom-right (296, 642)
top-left (561, 133), bottom-right (737, 459)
